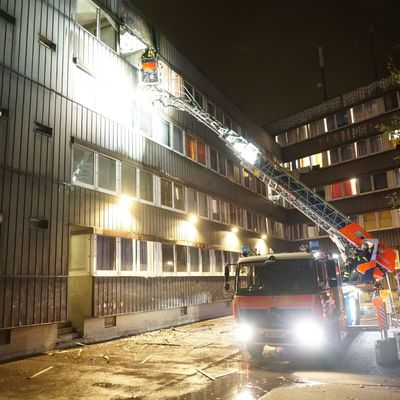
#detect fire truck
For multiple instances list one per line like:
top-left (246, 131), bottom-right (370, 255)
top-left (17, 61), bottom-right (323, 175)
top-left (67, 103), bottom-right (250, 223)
top-left (223, 251), bottom-right (361, 357)
top-left (138, 48), bottom-right (396, 354)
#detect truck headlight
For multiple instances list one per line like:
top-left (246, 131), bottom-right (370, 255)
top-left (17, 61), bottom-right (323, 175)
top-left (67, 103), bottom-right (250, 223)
top-left (293, 321), bottom-right (325, 347)
top-left (235, 323), bottom-right (255, 342)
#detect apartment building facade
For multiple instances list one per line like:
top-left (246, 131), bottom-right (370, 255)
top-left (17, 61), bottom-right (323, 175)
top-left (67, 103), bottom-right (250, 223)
top-left (265, 76), bottom-right (400, 257)
top-left (0, 0), bottom-right (291, 360)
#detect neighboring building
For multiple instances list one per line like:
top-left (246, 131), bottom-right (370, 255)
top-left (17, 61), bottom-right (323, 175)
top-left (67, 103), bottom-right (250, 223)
top-left (265, 76), bottom-right (400, 258)
top-left (0, 0), bottom-right (288, 360)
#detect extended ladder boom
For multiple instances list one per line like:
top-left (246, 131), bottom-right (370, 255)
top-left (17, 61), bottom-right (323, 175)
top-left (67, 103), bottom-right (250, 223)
top-left (140, 50), bottom-right (396, 278)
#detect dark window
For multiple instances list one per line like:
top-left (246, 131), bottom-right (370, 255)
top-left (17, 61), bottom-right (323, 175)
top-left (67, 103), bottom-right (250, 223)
top-left (121, 238), bottom-right (133, 271)
top-left (72, 147), bottom-right (94, 186)
top-left (373, 172), bottom-right (388, 190)
top-left (210, 148), bottom-right (218, 171)
top-left (162, 244), bottom-right (174, 272)
top-left (174, 183), bottom-right (185, 210)
top-left (326, 115), bottom-right (336, 131)
top-left (138, 241), bottom-right (148, 271)
top-left (201, 249), bottom-right (210, 272)
top-left (226, 159), bottom-right (234, 180)
top-left (340, 144), bottom-right (353, 161)
top-left (336, 110), bottom-right (349, 127)
top-left (359, 176), bottom-right (372, 193)
top-left (215, 250), bottom-right (223, 273)
top-left (189, 247), bottom-right (200, 272)
top-left (330, 149), bottom-right (339, 164)
top-left (369, 136), bottom-right (382, 153)
top-left (161, 179), bottom-right (173, 207)
top-left (139, 170), bottom-right (153, 202)
top-left (356, 140), bottom-right (367, 157)
top-left (172, 126), bottom-right (184, 153)
top-left (187, 189), bottom-right (198, 214)
top-left (383, 92), bottom-right (398, 112)
top-left (98, 155), bottom-right (116, 192)
top-left (218, 154), bottom-right (226, 175)
top-left (156, 118), bottom-right (170, 146)
top-left (176, 245), bottom-right (187, 272)
top-left (121, 164), bottom-right (136, 198)
top-left (96, 236), bottom-right (116, 271)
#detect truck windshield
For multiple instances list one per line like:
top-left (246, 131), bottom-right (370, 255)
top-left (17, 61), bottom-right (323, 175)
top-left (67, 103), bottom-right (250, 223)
top-left (236, 259), bottom-right (318, 295)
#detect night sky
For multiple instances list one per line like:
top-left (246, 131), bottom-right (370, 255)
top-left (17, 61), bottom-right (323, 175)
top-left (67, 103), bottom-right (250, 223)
top-left (131, 0), bottom-right (400, 127)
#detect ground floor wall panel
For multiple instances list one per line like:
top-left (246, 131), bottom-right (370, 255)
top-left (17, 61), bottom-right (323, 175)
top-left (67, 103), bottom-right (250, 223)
top-left (93, 276), bottom-right (226, 317)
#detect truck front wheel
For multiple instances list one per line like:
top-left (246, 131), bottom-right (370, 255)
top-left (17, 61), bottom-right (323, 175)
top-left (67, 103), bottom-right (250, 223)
top-left (247, 344), bottom-right (264, 358)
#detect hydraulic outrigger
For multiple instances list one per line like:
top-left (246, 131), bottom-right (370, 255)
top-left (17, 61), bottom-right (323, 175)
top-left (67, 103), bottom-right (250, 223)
top-left (140, 48), bottom-right (396, 281)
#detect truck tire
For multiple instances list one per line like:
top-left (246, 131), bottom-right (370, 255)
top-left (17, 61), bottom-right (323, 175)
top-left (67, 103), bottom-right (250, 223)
top-left (247, 344), bottom-right (264, 358)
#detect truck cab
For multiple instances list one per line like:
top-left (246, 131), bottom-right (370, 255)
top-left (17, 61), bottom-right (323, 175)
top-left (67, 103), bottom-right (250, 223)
top-left (225, 252), bottom-right (355, 358)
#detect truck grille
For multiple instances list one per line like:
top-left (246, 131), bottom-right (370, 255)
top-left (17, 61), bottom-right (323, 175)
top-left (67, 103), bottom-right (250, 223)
top-left (240, 308), bottom-right (311, 329)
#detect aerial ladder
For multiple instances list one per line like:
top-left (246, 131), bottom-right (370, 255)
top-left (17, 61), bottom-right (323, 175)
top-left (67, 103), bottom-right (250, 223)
top-left (140, 48), bottom-right (396, 281)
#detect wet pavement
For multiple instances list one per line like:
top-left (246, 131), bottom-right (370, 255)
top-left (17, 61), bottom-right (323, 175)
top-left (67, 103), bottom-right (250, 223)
top-left (0, 316), bottom-right (400, 399)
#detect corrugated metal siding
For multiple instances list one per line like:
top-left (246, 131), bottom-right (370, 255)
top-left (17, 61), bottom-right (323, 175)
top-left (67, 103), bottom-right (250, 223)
top-left (300, 148), bottom-right (400, 187)
top-left (265, 77), bottom-right (400, 135)
top-left (93, 276), bottom-right (225, 317)
top-left (282, 110), bottom-right (400, 162)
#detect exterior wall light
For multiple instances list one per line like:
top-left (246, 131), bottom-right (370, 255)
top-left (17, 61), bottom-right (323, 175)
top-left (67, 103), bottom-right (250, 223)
top-left (231, 227), bottom-right (238, 233)
top-left (188, 214), bottom-right (198, 224)
top-left (261, 234), bottom-right (267, 240)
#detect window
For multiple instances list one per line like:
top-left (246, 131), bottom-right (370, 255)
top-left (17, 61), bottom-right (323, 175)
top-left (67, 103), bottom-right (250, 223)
top-left (210, 148), bottom-right (218, 171)
top-left (229, 204), bottom-right (237, 225)
top-left (161, 179), bottom-right (173, 207)
top-left (364, 99), bottom-right (381, 119)
top-left (138, 106), bottom-right (150, 134)
top-left (363, 212), bottom-right (377, 230)
top-left (286, 128), bottom-right (297, 145)
top-left (234, 165), bottom-right (241, 184)
top-left (187, 189), bottom-right (198, 214)
top-left (121, 238), bottom-right (134, 271)
top-left (201, 249), bottom-right (210, 273)
top-left (329, 149), bottom-right (339, 164)
top-left (378, 211), bottom-right (392, 228)
top-left (214, 250), bottom-right (223, 273)
top-left (184, 81), bottom-right (193, 98)
top-left (226, 159), bottom-right (234, 180)
top-left (308, 119), bottom-right (325, 137)
top-left (72, 147), bottom-right (94, 186)
top-left (325, 115), bottom-right (336, 131)
top-left (98, 155), bottom-right (116, 192)
top-left (359, 176), bottom-right (372, 193)
top-left (199, 193), bottom-right (208, 218)
top-left (356, 140), bottom-right (367, 157)
top-left (186, 134), bottom-right (196, 160)
top-left (246, 210), bottom-right (253, 230)
top-left (336, 110), bottom-right (349, 128)
top-left (243, 169), bottom-right (250, 188)
top-left (155, 118), bottom-right (170, 146)
top-left (216, 108), bottom-right (223, 123)
top-left (330, 181), bottom-right (354, 199)
top-left (224, 115), bottom-right (232, 130)
top-left (298, 125), bottom-right (308, 141)
top-left (384, 92), bottom-right (399, 112)
top-left (369, 136), bottom-right (382, 153)
top-left (218, 154), bottom-right (226, 176)
top-left (76, 0), bottom-right (117, 51)
top-left (197, 140), bottom-right (206, 165)
top-left (172, 125), bottom-right (184, 153)
top-left (340, 144), bottom-right (353, 161)
top-left (373, 172), bottom-right (388, 190)
top-left (212, 198), bottom-right (221, 221)
top-left (96, 236), bottom-right (116, 271)
top-left (138, 241), bottom-right (148, 271)
top-left (139, 170), bottom-right (153, 202)
top-left (121, 164), bottom-right (137, 198)
top-left (221, 201), bottom-right (229, 224)
top-left (189, 247), bottom-right (200, 272)
top-left (207, 101), bottom-right (216, 117)
top-left (194, 90), bottom-right (204, 109)
top-left (174, 183), bottom-right (185, 211)
top-left (176, 245), bottom-right (187, 272)
top-left (162, 243), bottom-right (174, 272)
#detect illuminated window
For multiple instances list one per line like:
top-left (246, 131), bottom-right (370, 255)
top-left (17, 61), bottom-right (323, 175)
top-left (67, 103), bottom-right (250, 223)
top-left (139, 170), bottom-right (153, 202)
top-left (161, 244), bottom-right (174, 272)
top-left (186, 134), bottom-right (196, 160)
top-left (72, 146), bottom-right (94, 186)
top-left (378, 211), bottom-right (392, 228)
top-left (243, 169), bottom-right (250, 188)
top-left (308, 119), bottom-right (325, 137)
top-left (363, 212), bottom-right (377, 230)
top-left (96, 236), bottom-right (116, 271)
top-left (76, 0), bottom-right (117, 51)
top-left (197, 140), bottom-right (206, 165)
top-left (121, 164), bottom-right (136, 198)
